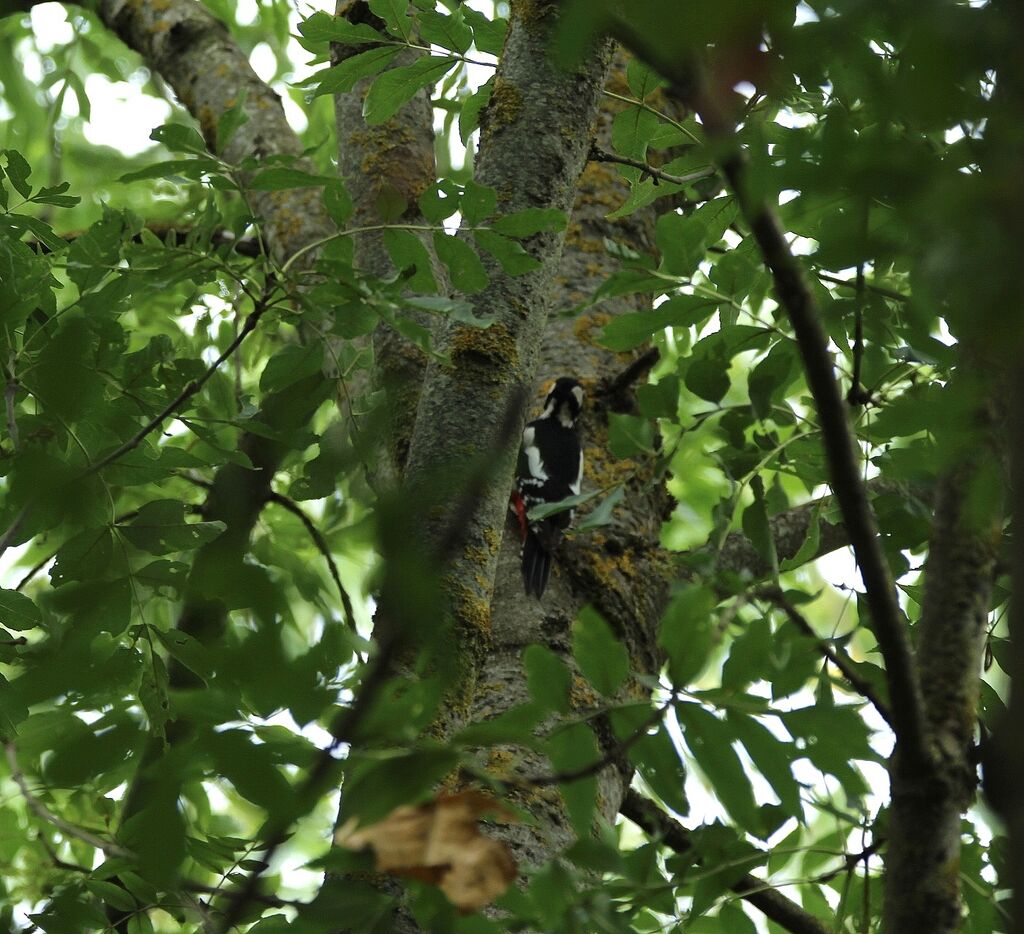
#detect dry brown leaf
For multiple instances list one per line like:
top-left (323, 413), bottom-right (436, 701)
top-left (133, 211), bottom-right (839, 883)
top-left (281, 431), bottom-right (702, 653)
top-left (334, 790), bottom-right (517, 912)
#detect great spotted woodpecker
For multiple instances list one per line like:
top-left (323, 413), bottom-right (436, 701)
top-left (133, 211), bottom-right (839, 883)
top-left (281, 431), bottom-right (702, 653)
top-left (511, 377), bottom-right (584, 598)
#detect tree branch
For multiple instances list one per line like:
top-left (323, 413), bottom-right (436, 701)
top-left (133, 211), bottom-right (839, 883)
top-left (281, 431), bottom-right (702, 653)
top-left (517, 693), bottom-right (676, 788)
top-left (755, 585), bottom-right (893, 728)
top-left (588, 143), bottom-right (716, 188)
top-left (609, 22), bottom-right (929, 770)
top-left (265, 491), bottom-right (357, 634)
top-left (5, 743), bottom-right (133, 859)
top-left (621, 789), bottom-right (831, 934)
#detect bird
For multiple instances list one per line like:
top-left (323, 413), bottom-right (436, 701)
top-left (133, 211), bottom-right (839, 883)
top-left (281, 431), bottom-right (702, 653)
top-left (510, 377), bottom-right (584, 598)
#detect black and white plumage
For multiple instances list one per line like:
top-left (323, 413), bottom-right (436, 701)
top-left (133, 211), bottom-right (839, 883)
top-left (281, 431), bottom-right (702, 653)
top-left (511, 377), bottom-right (584, 598)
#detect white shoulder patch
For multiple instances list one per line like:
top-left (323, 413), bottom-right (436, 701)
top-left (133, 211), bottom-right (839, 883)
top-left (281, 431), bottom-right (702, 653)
top-left (522, 426), bottom-right (548, 480)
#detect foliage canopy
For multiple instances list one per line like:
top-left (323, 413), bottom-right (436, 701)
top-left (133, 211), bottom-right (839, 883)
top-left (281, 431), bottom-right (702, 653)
top-left (0, 0), bottom-right (1017, 932)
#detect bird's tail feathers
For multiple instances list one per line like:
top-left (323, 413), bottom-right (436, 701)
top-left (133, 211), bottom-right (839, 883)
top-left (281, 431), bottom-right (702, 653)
top-left (522, 530), bottom-right (552, 599)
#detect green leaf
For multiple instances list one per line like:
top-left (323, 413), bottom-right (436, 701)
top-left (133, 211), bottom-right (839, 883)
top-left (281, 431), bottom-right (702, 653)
top-left (461, 180), bottom-right (497, 225)
top-left (658, 585), bottom-right (716, 687)
top-left (572, 606), bottom-right (629, 697)
top-left (31, 181), bottom-right (80, 208)
top-left (368, 0), bottom-right (412, 41)
top-left (461, 6), bottom-right (506, 55)
top-left (404, 295), bottom-right (493, 327)
top-left (546, 722), bottom-right (599, 836)
top-left (473, 229), bottom-right (540, 275)
top-left (151, 123), bottom-right (208, 155)
top-left (637, 376), bottom-right (679, 419)
top-left (120, 781), bottom-right (186, 886)
top-left (576, 486), bottom-right (624, 532)
top-left (727, 712), bottom-right (802, 818)
top-left (152, 628), bottom-right (212, 682)
top-left (419, 180), bottom-right (460, 222)
top-left (742, 475), bottom-right (776, 572)
top-left (418, 8), bottom-right (473, 54)
top-left (86, 879), bottom-right (137, 914)
top-left (599, 295), bottom-right (717, 351)
top-left (206, 728), bottom-right (296, 812)
top-left (748, 342), bottom-right (798, 420)
top-left (298, 11), bottom-right (387, 45)
top-left (2, 150), bottom-right (32, 198)
top-left (781, 505), bottom-right (822, 572)
top-left (383, 227), bottom-right (438, 292)
top-left (459, 77), bottom-right (493, 144)
top-left (363, 56), bottom-right (458, 126)
top-left (676, 703), bottom-right (760, 833)
top-left (260, 342), bottom-right (325, 392)
top-left (452, 702), bottom-right (544, 746)
top-left (51, 529), bottom-right (119, 586)
top-left (523, 644), bottom-right (572, 714)
top-left (608, 412), bottom-right (655, 458)
top-left (722, 615), bottom-right (771, 690)
top-left (342, 749), bottom-right (459, 824)
top-left (324, 181), bottom-right (353, 225)
top-left (433, 231), bottom-right (488, 293)
top-left (308, 46), bottom-right (402, 98)
top-left (491, 208), bottom-right (566, 238)
top-left (119, 158), bottom-right (222, 183)
top-left (216, 91), bottom-right (249, 151)
top-left (526, 489), bottom-right (600, 522)
top-left (0, 589), bottom-right (41, 632)
top-left (611, 106), bottom-right (660, 163)
top-left (120, 500), bottom-right (226, 556)
top-left (611, 706), bottom-right (688, 815)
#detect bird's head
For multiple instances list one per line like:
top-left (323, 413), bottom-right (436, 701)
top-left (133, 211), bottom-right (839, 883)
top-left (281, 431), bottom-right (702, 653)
top-left (542, 377), bottom-right (584, 426)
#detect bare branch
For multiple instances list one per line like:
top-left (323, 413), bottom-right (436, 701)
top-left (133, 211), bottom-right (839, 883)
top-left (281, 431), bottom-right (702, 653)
top-left (621, 789), bottom-right (831, 934)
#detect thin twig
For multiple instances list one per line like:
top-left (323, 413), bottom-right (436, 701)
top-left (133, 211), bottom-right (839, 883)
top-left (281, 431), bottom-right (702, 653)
top-left (812, 836), bottom-right (885, 885)
top-left (5, 743), bottom-right (133, 858)
top-left (520, 693), bottom-right (676, 787)
top-left (621, 789), bottom-right (831, 934)
top-left (589, 144), bottom-right (716, 188)
top-left (609, 19), bottom-right (929, 770)
top-left (816, 269), bottom-right (909, 304)
top-left (755, 585), bottom-right (893, 728)
top-left (265, 491), bottom-right (358, 635)
top-left (82, 299), bottom-right (271, 480)
top-left (14, 509), bottom-right (142, 592)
